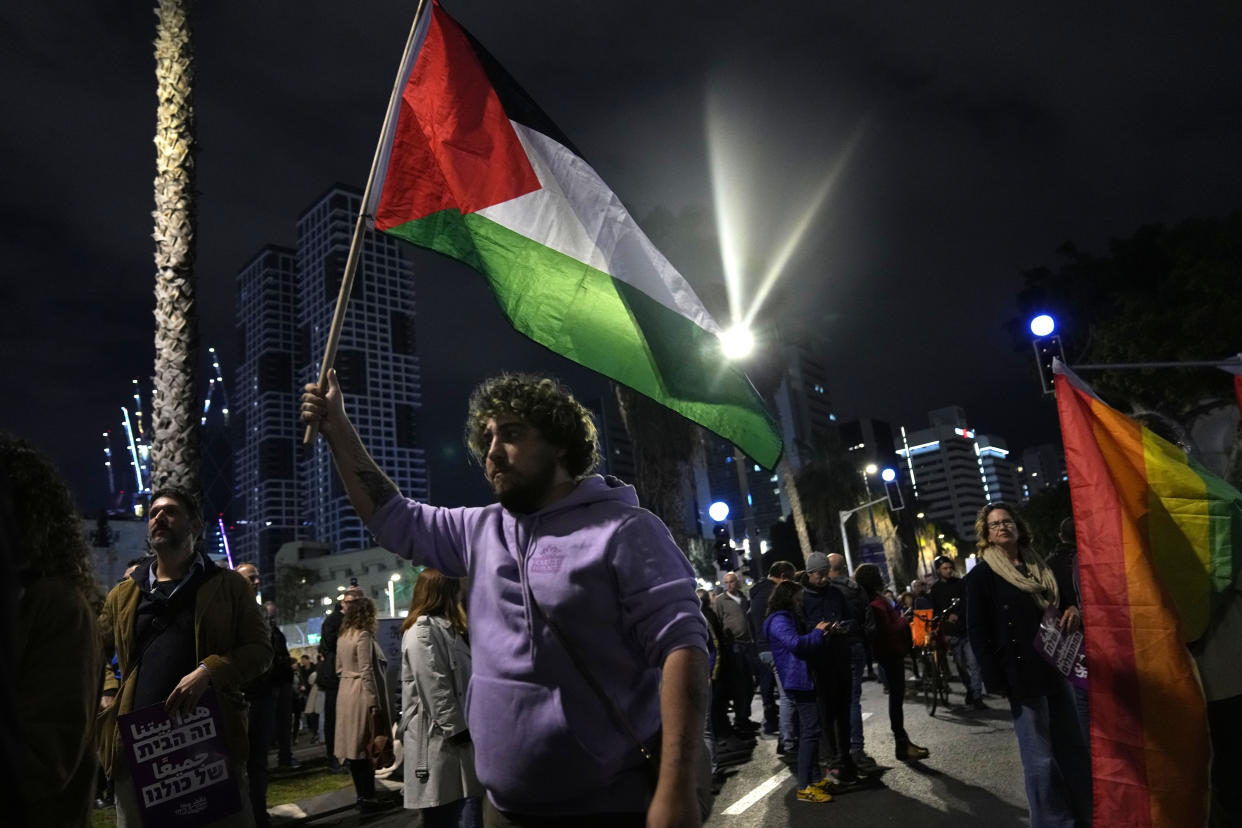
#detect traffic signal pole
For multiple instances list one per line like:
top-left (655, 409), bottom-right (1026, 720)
top-left (839, 496), bottom-right (889, 576)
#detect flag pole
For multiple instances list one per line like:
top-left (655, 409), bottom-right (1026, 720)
top-left (303, 0), bottom-right (430, 445)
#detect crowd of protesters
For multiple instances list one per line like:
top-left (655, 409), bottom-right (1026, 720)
top-left (7, 406), bottom-right (1238, 828)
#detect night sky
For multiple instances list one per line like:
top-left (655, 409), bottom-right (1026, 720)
top-left (4, 2), bottom-right (1242, 512)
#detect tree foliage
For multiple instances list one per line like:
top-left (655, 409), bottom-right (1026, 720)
top-left (275, 564), bottom-right (318, 624)
top-left (1010, 213), bottom-right (1242, 421)
top-left (793, 428), bottom-right (867, 559)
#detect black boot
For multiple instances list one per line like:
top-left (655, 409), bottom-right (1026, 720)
top-left (895, 734), bottom-right (930, 762)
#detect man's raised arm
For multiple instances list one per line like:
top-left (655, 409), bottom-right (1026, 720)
top-left (300, 368), bottom-right (401, 523)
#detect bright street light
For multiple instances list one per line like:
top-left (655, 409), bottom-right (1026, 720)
top-left (1029, 314), bottom-right (1056, 337)
top-left (718, 326), bottom-right (754, 360)
top-left (390, 572), bottom-right (401, 582)
top-left (864, 463), bottom-right (878, 475)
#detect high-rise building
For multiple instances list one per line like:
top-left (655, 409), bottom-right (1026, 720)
top-left (232, 246), bottom-right (301, 591)
top-left (297, 187), bottom-right (428, 554)
top-left (233, 187), bottom-right (428, 596)
top-left (895, 406), bottom-right (1020, 543)
top-left (770, 341), bottom-right (835, 473)
top-left (1019, 443), bottom-right (1066, 499)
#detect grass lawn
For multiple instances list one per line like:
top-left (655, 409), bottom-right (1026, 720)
top-left (90, 769), bottom-right (353, 828)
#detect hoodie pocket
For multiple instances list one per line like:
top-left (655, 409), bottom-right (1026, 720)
top-left (468, 674), bottom-right (607, 801)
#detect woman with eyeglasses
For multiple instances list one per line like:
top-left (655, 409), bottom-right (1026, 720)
top-left (965, 503), bottom-right (1091, 827)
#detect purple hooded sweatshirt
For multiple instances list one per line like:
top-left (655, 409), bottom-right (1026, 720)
top-left (368, 475), bottom-right (707, 815)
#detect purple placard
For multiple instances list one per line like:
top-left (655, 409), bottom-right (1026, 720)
top-left (1035, 606), bottom-right (1088, 689)
top-left (118, 687), bottom-right (242, 827)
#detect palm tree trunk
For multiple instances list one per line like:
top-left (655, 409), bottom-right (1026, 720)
top-left (613, 385), bottom-right (694, 555)
top-left (777, 456), bottom-right (811, 561)
top-left (149, 0), bottom-right (200, 495)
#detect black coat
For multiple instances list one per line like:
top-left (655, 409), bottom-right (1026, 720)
top-left (798, 582), bottom-right (851, 666)
top-left (964, 560), bottom-right (1064, 701)
top-left (748, 578), bottom-right (775, 649)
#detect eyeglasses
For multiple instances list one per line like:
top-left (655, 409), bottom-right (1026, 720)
top-left (987, 519), bottom-right (1017, 529)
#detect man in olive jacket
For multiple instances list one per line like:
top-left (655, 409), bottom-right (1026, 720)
top-left (98, 487), bottom-right (272, 827)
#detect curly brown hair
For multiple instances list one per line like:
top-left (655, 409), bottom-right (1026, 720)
top-left (1, 432), bottom-right (103, 610)
top-left (974, 502), bottom-right (1033, 551)
top-left (341, 591), bottom-right (378, 634)
top-left (464, 374), bottom-right (599, 477)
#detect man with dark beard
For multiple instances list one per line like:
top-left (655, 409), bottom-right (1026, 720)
top-left (97, 487), bottom-right (272, 827)
top-left (301, 372), bottom-right (709, 828)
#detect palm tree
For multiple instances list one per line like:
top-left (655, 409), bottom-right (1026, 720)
top-left (613, 385), bottom-right (698, 557)
top-left (149, 0), bottom-right (200, 494)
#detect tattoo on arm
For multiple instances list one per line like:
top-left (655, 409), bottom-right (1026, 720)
top-left (357, 470), bottom-right (398, 509)
top-left (330, 424), bottom-right (401, 518)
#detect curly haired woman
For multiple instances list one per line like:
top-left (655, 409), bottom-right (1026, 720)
top-left (2, 432), bottom-right (104, 827)
top-left (334, 587), bottom-right (392, 812)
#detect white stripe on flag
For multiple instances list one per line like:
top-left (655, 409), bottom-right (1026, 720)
top-left (478, 122), bottom-right (719, 334)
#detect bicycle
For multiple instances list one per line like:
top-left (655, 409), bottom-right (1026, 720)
top-left (911, 599), bottom-right (958, 716)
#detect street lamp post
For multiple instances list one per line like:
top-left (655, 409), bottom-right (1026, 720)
top-left (387, 572), bottom-right (401, 618)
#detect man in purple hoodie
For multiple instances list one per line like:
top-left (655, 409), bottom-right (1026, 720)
top-left (301, 372), bottom-right (709, 828)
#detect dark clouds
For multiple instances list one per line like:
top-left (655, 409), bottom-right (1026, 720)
top-left (4, 1), bottom-right (1242, 509)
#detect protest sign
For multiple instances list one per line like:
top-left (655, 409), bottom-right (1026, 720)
top-left (1035, 605), bottom-right (1088, 689)
top-left (118, 687), bottom-right (242, 826)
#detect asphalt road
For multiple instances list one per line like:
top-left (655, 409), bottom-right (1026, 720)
top-left (301, 674), bottom-right (1030, 827)
top-left (706, 676), bottom-right (1030, 827)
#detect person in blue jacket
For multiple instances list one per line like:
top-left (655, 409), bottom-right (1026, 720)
top-left (763, 580), bottom-right (836, 804)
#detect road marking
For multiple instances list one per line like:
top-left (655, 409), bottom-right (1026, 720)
top-left (721, 769), bottom-right (791, 815)
top-left (862, 711), bottom-right (873, 721)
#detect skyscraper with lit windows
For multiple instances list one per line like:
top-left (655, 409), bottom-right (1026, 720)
top-left (895, 406), bottom-right (1020, 543)
top-left (233, 186), bottom-right (428, 596)
top-left (297, 187), bottom-right (428, 553)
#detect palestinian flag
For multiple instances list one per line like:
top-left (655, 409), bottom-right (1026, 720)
top-left (1054, 361), bottom-right (1242, 827)
top-left (366, 0), bottom-right (781, 467)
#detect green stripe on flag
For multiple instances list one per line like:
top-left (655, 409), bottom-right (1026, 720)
top-left (382, 209), bottom-right (782, 468)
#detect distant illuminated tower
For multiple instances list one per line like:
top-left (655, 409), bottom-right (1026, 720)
top-left (233, 245), bottom-right (301, 588)
top-left (896, 406), bottom-right (1021, 543)
top-left (297, 187), bottom-right (428, 553)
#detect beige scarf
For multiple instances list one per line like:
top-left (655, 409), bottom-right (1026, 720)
top-left (981, 545), bottom-right (1059, 611)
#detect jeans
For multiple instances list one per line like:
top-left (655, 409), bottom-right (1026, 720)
top-left (323, 686), bottom-right (339, 765)
top-left (788, 689), bottom-right (821, 788)
top-left (424, 796), bottom-right (483, 828)
top-left (947, 634), bottom-right (983, 700)
top-left (483, 798), bottom-right (644, 827)
top-left (814, 657), bottom-right (854, 772)
top-left (728, 641), bottom-right (759, 725)
top-left (848, 643), bottom-right (866, 752)
top-left (246, 688), bottom-right (276, 826)
top-left (878, 656), bottom-right (906, 739)
top-left (1011, 679), bottom-right (1092, 827)
top-left (274, 681), bottom-right (293, 763)
top-left (756, 649), bottom-right (780, 732)
top-left (348, 758), bottom-right (376, 800)
top-left (771, 667), bottom-right (797, 754)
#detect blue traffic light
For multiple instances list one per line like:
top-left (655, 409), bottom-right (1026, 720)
top-left (881, 467), bottom-right (897, 483)
top-left (1029, 314), bottom-right (1056, 337)
top-left (708, 501), bottom-right (730, 522)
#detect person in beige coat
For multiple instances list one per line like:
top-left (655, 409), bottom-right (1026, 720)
top-left (399, 569), bottom-right (482, 827)
top-left (334, 588), bottom-right (392, 811)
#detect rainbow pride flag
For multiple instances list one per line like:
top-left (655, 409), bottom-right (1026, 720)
top-left (1054, 362), bottom-right (1242, 827)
